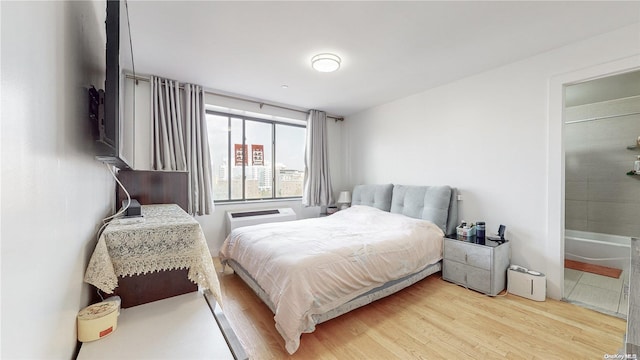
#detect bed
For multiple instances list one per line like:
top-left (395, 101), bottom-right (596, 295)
top-left (219, 184), bottom-right (458, 354)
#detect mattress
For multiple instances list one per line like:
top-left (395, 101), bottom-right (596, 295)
top-left (219, 205), bottom-right (444, 354)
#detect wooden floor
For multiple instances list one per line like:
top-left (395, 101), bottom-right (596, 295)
top-left (215, 260), bottom-right (626, 359)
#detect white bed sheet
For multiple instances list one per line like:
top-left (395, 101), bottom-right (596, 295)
top-left (219, 205), bottom-right (444, 354)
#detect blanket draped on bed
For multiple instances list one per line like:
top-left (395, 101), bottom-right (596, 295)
top-left (219, 205), bottom-right (444, 354)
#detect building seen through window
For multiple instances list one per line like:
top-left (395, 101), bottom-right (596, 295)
top-left (206, 111), bottom-right (306, 202)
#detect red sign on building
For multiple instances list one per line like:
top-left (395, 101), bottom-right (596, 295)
top-left (234, 144), bottom-right (248, 166)
top-left (252, 144), bottom-right (264, 166)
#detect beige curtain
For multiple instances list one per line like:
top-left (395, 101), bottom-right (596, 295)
top-left (151, 76), bottom-right (214, 215)
top-left (152, 77), bottom-right (186, 171)
top-left (302, 110), bottom-right (334, 207)
top-left (183, 83), bottom-right (213, 215)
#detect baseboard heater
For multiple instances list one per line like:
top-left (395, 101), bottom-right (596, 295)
top-left (226, 208), bottom-right (296, 235)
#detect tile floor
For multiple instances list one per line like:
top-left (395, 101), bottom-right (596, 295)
top-left (564, 268), bottom-right (629, 318)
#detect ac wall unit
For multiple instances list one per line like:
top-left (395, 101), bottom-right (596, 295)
top-left (226, 208), bottom-right (297, 235)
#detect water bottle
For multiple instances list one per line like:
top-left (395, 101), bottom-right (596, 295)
top-left (476, 221), bottom-right (486, 240)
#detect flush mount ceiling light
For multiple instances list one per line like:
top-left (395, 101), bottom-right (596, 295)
top-left (311, 53), bottom-right (341, 72)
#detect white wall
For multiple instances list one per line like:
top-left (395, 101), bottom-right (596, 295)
top-left (1, 1), bottom-right (115, 358)
top-left (344, 23), bottom-right (640, 300)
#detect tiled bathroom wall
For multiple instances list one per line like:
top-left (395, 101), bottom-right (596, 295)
top-left (565, 95), bottom-right (640, 238)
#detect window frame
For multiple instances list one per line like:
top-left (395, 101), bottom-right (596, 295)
top-left (206, 109), bottom-right (306, 203)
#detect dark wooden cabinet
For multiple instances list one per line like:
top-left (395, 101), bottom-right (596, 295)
top-left (94, 269), bottom-right (197, 308)
top-left (100, 170), bottom-right (196, 308)
top-left (116, 170), bottom-right (189, 212)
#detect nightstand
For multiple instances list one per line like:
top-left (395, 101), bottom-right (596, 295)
top-left (442, 235), bottom-right (510, 296)
top-left (320, 207), bottom-right (339, 217)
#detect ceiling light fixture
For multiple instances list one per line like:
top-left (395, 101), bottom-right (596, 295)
top-left (311, 53), bottom-right (341, 73)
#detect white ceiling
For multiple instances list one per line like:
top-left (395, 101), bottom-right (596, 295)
top-left (127, 1), bottom-right (640, 116)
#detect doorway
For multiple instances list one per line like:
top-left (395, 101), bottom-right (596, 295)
top-left (546, 55), bottom-right (640, 302)
top-left (562, 70), bottom-right (640, 317)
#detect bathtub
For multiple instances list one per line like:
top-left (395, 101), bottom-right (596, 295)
top-left (565, 229), bottom-right (632, 272)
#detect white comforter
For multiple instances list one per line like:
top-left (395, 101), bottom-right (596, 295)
top-left (219, 205), bottom-right (444, 354)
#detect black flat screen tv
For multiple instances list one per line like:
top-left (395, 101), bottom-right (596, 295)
top-left (93, 0), bottom-right (135, 169)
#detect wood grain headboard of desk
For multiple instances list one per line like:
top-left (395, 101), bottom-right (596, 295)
top-left (116, 170), bottom-right (189, 212)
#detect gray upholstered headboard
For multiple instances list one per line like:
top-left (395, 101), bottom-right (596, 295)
top-left (352, 184), bottom-right (458, 235)
top-left (351, 184), bottom-right (394, 211)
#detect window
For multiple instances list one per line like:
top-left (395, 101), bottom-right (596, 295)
top-left (206, 110), bottom-right (306, 202)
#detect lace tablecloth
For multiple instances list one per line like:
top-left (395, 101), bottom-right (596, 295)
top-left (84, 204), bottom-right (221, 305)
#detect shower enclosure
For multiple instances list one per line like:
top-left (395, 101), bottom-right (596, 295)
top-left (563, 71), bottom-right (640, 315)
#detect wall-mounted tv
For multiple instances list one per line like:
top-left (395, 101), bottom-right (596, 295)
top-left (91, 0), bottom-right (135, 169)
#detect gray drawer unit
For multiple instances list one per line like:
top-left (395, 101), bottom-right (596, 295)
top-left (443, 260), bottom-right (492, 294)
top-left (442, 236), bottom-right (510, 296)
top-left (444, 240), bottom-right (492, 270)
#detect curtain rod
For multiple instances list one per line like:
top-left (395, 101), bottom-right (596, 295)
top-left (126, 74), bottom-right (344, 122)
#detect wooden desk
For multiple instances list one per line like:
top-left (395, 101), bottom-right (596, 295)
top-left (84, 204), bottom-right (221, 308)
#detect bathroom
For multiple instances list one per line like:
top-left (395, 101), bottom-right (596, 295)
top-left (563, 70), bottom-right (640, 317)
